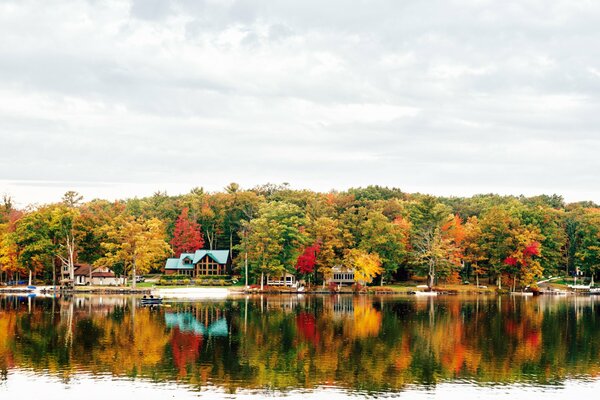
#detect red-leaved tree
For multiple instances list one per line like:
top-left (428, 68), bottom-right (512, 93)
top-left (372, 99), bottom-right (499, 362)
top-left (295, 242), bottom-right (321, 274)
top-left (171, 208), bottom-right (204, 257)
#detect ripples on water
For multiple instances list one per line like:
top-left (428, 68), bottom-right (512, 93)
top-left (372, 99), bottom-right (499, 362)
top-left (1, 294), bottom-right (600, 399)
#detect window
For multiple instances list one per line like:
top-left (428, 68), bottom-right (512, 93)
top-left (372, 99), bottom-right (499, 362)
top-left (196, 256), bottom-right (222, 276)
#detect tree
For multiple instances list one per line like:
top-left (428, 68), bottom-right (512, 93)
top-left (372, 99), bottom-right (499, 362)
top-left (575, 209), bottom-right (600, 279)
top-left (478, 207), bottom-right (517, 289)
top-left (413, 227), bottom-right (461, 288)
top-left (344, 249), bottom-right (382, 285)
top-left (14, 211), bottom-right (54, 285)
top-left (408, 197), bottom-right (457, 288)
top-left (504, 228), bottom-right (543, 290)
top-left (463, 216), bottom-right (486, 287)
top-left (170, 208), bottom-right (204, 257)
top-left (243, 202), bottom-right (308, 288)
top-left (243, 218), bottom-right (284, 290)
top-left (358, 210), bottom-right (409, 285)
top-left (295, 242), bottom-right (321, 282)
top-left (0, 222), bottom-right (23, 282)
top-left (310, 216), bottom-right (344, 285)
top-left (48, 204), bottom-right (80, 284)
top-left (96, 215), bottom-right (171, 288)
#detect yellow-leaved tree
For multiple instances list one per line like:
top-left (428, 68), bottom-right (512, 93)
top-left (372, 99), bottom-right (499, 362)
top-left (344, 248), bottom-right (382, 285)
top-left (96, 215), bottom-right (171, 288)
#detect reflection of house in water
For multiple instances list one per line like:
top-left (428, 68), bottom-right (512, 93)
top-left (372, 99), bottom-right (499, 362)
top-left (261, 295), bottom-right (302, 313)
top-left (165, 308), bottom-right (228, 337)
top-left (60, 296), bottom-right (130, 316)
top-left (331, 296), bottom-right (355, 315)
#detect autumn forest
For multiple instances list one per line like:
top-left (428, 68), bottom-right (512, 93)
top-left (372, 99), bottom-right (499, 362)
top-left (0, 184), bottom-right (599, 289)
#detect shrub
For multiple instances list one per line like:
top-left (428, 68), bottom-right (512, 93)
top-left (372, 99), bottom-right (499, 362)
top-left (328, 282), bottom-right (339, 293)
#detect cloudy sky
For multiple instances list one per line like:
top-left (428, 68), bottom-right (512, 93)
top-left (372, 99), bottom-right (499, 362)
top-left (1, 0), bottom-right (599, 206)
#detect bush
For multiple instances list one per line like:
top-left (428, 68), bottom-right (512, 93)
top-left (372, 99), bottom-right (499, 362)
top-left (328, 282), bottom-right (339, 293)
top-left (162, 274), bottom-right (191, 281)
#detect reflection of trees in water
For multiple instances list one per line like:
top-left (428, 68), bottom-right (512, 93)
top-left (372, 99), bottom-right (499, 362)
top-left (0, 296), bottom-right (600, 393)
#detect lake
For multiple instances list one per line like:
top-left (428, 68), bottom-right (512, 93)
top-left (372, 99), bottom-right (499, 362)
top-left (1, 294), bottom-right (600, 399)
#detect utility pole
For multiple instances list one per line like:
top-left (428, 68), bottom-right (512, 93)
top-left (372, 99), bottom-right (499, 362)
top-left (244, 228), bottom-right (249, 288)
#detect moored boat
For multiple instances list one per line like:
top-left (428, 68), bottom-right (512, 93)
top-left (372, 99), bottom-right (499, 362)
top-left (414, 291), bottom-right (438, 296)
top-left (141, 296), bottom-right (163, 305)
top-left (510, 292), bottom-right (533, 296)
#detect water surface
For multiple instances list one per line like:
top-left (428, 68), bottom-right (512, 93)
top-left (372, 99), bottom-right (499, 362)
top-left (1, 294), bottom-right (600, 399)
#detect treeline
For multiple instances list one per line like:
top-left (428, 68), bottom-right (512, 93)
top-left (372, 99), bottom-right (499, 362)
top-left (0, 183), bottom-right (599, 288)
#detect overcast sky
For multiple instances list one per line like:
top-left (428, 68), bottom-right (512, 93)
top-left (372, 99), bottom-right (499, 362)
top-left (1, 0), bottom-right (599, 206)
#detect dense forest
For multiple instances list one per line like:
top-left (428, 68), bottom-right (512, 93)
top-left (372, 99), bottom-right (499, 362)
top-left (0, 183), bottom-right (598, 289)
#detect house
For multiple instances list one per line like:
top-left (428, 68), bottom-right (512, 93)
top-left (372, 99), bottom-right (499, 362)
top-left (73, 264), bottom-right (124, 286)
top-left (164, 250), bottom-right (231, 277)
top-left (327, 265), bottom-right (357, 286)
top-left (267, 272), bottom-right (296, 287)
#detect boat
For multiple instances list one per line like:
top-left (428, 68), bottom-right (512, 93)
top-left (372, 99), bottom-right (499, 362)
top-left (510, 292), bottom-right (533, 296)
top-left (414, 291), bottom-right (438, 296)
top-left (141, 297), bottom-right (163, 306)
top-left (589, 288), bottom-right (600, 295)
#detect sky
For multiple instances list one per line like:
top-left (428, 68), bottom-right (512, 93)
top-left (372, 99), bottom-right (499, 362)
top-left (0, 0), bottom-right (599, 207)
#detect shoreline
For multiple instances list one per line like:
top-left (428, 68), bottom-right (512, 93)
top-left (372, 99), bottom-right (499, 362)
top-left (0, 284), bottom-right (583, 297)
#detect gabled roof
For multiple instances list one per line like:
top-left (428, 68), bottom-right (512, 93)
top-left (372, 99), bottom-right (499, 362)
top-left (164, 253), bottom-right (195, 270)
top-left (73, 264), bottom-right (116, 278)
top-left (164, 250), bottom-right (230, 270)
top-left (192, 250), bottom-right (229, 264)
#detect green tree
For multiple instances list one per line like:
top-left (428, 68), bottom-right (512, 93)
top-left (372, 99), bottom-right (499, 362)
top-left (358, 210), bottom-right (409, 285)
top-left (575, 210), bottom-right (600, 280)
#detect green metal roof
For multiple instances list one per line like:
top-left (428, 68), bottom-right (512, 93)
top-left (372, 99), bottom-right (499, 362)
top-left (192, 250), bottom-right (230, 264)
top-left (164, 250), bottom-right (229, 269)
top-left (164, 258), bottom-right (180, 269)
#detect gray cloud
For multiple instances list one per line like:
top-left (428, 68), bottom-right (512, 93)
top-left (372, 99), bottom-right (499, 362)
top-left (0, 0), bottom-right (599, 205)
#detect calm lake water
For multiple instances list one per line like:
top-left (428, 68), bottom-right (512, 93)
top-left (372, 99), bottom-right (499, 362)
top-left (1, 294), bottom-right (600, 399)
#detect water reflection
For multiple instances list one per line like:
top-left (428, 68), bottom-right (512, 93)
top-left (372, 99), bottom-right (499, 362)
top-left (1, 294), bottom-right (600, 395)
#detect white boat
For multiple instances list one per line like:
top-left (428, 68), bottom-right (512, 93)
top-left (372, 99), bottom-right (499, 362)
top-left (568, 284), bottom-right (591, 291)
top-left (414, 291), bottom-right (438, 296)
top-left (510, 292), bottom-right (533, 296)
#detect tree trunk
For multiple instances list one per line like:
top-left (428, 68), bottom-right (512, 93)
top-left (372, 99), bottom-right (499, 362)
top-left (260, 272), bottom-right (264, 291)
top-left (497, 275), bottom-right (502, 290)
top-left (244, 250), bottom-right (248, 288)
top-left (512, 275), bottom-right (516, 292)
top-left (68, 234), bottom-right (76, 283)
top-left (28, 269), bottom-right (32, 286)
top-left (476, 273), bottom-right (479, 288)
top-left (428, 260), bottom-right (435, 289)
top-left (380, 274), bottom-right (384, 287)
top-left (132, 261), bottom-right (137, 289)
top-left (206, 229), bottom-right (214, 250)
